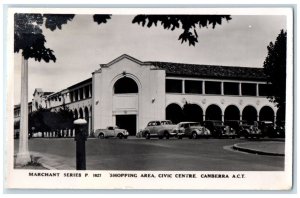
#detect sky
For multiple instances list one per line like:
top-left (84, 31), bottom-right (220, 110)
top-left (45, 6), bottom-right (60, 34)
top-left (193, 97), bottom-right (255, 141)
top-left (13, 14), bottom-right (286, 104)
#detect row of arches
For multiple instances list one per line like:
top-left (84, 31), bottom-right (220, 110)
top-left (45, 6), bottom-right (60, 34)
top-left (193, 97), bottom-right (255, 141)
top-left (71, 106), bottom-right (92, 135)
top-left (166, 103), bottom-right (281, 124)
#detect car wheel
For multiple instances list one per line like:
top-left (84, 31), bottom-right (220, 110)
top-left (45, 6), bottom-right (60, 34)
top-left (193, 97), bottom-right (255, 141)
top-left (145, 132), bottom-right (150, 139)
top-left (99, 133), bottom-right (105, 139)
top-left (178, 136), bottom-right (182, 139)
top-left (118, 134), bottom-right (123, 139)
top-left (164, 132), bottom-right (170, 139)
top-left (192, 132), bottom-right (198, 139)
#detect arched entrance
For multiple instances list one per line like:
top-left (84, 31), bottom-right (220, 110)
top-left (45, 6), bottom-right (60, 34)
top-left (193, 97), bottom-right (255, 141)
top-left (84, 106), bottom-right (91, 135)
top-left (79, 108), bottom-right (83, 119)
top-left (74, 109), bottom-right (78, 119)
top-left (113, 76), bottom-right (138, 136)
top-left (205, 104), bottom-right (222, 121)
top-left (224, 105), bottom-right (240, 120)
top-left (242, 106), bottom-right (257, 123)
top-left (166, 103), bottom-right (183, 124)
top-left (259, 106), bottom-right (274, 122)
top-left (182, 103), bottom-right (203, 123)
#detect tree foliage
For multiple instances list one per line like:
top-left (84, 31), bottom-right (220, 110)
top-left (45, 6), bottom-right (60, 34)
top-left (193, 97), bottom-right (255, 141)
top-left (263, 30), bottom-right (287, 110)
top-left (29, 106), bottom-right (74, 132)
top-left (93, 14), bottom-right (112, 25)
top-left (132, 15), bottom-right (232, 46)
top-left (14, 13), bottom-right (74, 61)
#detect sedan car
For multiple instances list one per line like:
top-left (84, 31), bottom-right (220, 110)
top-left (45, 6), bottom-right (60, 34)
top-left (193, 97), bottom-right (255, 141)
top-left (141, 120), bottom-right (177, 139)
top-left (203, 120), bottom-right (236, 138)
top-left (94, 126), bottom-right (129, 139)
top-left (175, 122), bottom-right (210, 139)
top-left (224, 120), bottom-right (262, 138)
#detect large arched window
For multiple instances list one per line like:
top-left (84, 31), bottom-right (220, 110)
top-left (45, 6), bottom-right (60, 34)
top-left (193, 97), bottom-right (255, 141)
top-left (114, 77), bottom-right (138, 94)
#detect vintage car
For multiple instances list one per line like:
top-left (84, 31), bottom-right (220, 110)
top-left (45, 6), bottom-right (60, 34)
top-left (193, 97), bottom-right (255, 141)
top-left (175, 122), bottom-right (210, 139)
top-left (257, 121), bottom-right (275, 137)
top-left (224, 120), bottom-right (262, 138)
top-left (141, 120), bottom-right (177, 139)
top-left (203, 120), bottom-right (236, 138)
top-left (94, 126), bottom-right (129, 139)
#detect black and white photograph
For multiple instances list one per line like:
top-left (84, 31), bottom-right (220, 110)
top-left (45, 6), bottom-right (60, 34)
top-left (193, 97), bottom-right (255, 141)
top-left (5, 7), bottom-right (293, 190)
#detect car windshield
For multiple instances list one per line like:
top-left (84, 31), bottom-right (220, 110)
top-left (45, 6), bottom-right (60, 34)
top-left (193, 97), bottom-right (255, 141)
top-left (161, 121), bottom-right (172, 125)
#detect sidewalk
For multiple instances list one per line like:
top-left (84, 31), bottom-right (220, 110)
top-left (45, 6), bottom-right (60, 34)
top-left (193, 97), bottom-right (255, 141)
top-left (233, 141), bottom-right (285, 156)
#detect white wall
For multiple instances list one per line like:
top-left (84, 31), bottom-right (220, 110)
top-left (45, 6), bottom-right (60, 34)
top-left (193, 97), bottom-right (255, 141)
top-left (93, 57), bottom-right (166, 133)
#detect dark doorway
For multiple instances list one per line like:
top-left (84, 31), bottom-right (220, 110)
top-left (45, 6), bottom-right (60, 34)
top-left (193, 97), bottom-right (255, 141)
top-left (182, 103), bottom-right (203, 123)
top-left (166, 103), bottom-right (184, 124)
top-left (259, 106), bottom-right (274, 122)
top-left (116, 115), bottom-right (136, 136)
top-left (242, 106), bottom-right (257, 123)
top-left (224, 105), bottom-right (240, 120)
top-left (205, 105), bottom-right (222, 121)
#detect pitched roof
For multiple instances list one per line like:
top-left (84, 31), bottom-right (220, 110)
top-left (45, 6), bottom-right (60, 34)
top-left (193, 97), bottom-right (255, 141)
top-left (146, 61), bottom-right (267, 81)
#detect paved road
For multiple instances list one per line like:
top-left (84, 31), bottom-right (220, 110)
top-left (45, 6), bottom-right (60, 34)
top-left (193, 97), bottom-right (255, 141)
top-left (14, 138), bottom-right (284, 171)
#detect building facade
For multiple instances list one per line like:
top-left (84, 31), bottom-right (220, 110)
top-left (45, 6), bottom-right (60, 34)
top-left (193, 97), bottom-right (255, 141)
top-left (17, 54), bottom-right (279, 136)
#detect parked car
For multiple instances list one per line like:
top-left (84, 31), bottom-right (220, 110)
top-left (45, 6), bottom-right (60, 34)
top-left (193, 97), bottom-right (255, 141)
top-left (203, 120), bottom-right (236, 138)
top-left (141, 120), bottom-right (177, 139)
top-left (175, 122), bottom-right (210, 139)
top-left (224, 120), bottom-right (262, 138)
top-left (94, 126), bottom-right (129, 139)
top-left (257, 121), bottom-right (275, 137)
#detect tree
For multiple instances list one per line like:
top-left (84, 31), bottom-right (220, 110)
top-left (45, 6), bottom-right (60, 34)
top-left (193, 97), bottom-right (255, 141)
top-left (132, 15), bottom-right (231, 46)
top-left (56, 104), bottom-right (74, 130)
top-left (14, 13), bottom-right (75, 165)
top-left (263, 30), bottom-right (287, 113)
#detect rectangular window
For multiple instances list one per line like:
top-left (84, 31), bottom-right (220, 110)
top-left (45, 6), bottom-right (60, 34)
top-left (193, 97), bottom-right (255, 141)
top-left (79, 88), bottom-right (84, 100)
top-left (242, 83), bottom-right (256, 96)
top-left (70, 92), bottom-right (73, 102)
top-left (259, 84), bottom-right (271, 96)
top-left (205, 81), bottom-right (221, 94)
top-left (74, 90), bottom-right (78, 101)
top-left (90, 85), bottom-right (92, 96)
top-left (185, 80), bottom-right (202, 94)
top-left (166, 79), bottom-right (182, 93)
top-left (85, 86), bottom-right (89, 98)
top-left (224, 82), bottom-right (239, 95)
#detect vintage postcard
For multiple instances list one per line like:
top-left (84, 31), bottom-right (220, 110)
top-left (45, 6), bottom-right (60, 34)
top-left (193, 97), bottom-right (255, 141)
top-left (5, 7), bottom-right (293, 190)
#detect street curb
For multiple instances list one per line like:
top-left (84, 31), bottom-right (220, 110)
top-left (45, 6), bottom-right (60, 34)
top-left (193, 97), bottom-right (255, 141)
top-left (29, 152), bottom-right (58, 170)
top-left (39, 162), bottom-right (57, 170)
top-left (232, 144), bottom-right (285, 156)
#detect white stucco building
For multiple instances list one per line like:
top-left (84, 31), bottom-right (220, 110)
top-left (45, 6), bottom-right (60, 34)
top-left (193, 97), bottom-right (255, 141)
top-left (19, 54), bottom-right (281, 136)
